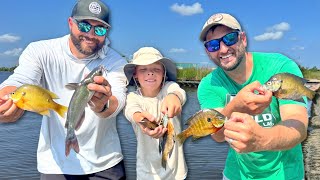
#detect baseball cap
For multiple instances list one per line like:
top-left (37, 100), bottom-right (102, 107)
top-left (124, 47), bottom-right (177, 86)
top-left (71, 0), bottom-right (111, 28)
top-left (200, 13), bottom-right (241, 41)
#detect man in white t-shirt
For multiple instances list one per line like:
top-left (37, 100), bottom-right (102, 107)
top-left (0, 0), bottom-right (127, 179)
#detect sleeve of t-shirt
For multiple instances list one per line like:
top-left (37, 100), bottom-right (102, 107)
top-left (123, 92), bottom-right (143, 123)
top-left (0, 42), bottom-right (43, 89)
top-left (162, 81), bottom-right (187, 105)
top-left (197, 75), bottom-right (225, 109)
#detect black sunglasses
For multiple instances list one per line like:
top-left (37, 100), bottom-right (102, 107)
top-left (73, 19), bottom-right (108, 36)
top-left (204, 31), bottom-right (240, 52)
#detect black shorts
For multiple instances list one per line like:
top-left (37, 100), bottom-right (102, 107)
top-left (40, 160), bottom-right (126, 180)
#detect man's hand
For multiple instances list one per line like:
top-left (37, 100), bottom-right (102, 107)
top-left (88, 76), bottom-right (112, 114)
top-left (0, 86), bottom-right (24, 123)
top-left (224, 81), bottom-right (272, 116)
top-left (224, 112), bottom-right (265, 153)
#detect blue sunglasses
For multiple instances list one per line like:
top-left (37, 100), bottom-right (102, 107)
top-left (73, 19), bottom-right (108, 36)
top-left (204, 31), bottom-right (240, 52)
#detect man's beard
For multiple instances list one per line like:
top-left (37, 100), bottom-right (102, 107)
top-left (70, 32), bottom-right (104, 56)
top-left (216, 43), bottom-right (246, 71)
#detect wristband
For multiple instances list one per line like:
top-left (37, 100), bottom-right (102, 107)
top-left (99, 99), bottom-right (110, 113)
top-left (168, 92), bottom-right (182, 104)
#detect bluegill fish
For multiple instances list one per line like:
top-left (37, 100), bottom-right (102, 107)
top-left (262, 73), bottom-right (316, 102)
top-left (64, 65), bottom-right (104, 156)
top-left (9, 84), bottom-right (67, 117)
top-left (176, 109), bottom-right (226, 145)
top-left (161, 119), bottom-right (175, 169)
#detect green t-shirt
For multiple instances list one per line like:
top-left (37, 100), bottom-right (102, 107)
top-left (198, 52), bottom-right (307, 180)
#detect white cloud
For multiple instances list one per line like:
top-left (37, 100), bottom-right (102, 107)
top-left (169, 48), bottom-right (187, 53)
top-left (170, 2), bottom-right (203, 16)
top-left (267, 22), bottom-right (290, 32)
top-left (291, 46), bottom-right (305, 51)
top-left (254, 32), bottom-right (284, 41)
top-left (0, 34), bottom-right (21, 43)
top-left (0, 48), bottom-right (23, 56)
top-left (254, 22), bottom-right (290, 41)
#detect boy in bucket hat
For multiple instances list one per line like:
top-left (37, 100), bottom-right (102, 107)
top-left (198, 13), bottom-right (307, 179)
top-left (123, 47), bottom-right (188, 179)
top-left (0, 0), bottom-right (127, 179)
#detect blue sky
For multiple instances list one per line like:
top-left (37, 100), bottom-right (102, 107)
top-left (0, 0), bottom-right (319, 68)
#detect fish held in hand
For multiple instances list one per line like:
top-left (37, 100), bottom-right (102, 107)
top-left (161, 119), bottom-right (175, 169)
top-left (176, 109), bottom-right (226, 145)
top-left (9, 84), bottom-right (67, 117)
top-left (65, 65), bottom-right (104, 156)
top-left (139, 118), bottom-right (159, 130)
top-left (262, 73), bottom-right (316, 102)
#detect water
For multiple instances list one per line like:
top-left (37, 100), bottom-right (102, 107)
top-left (0, 72), bottom-right (228, 179)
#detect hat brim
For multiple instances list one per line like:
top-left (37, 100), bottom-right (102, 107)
top-left (199, 23), bottom-right (240, 42)
top-left (124, 58), bottom-right (177, 86)
top-left (73, 16), bottom-right (111, 28)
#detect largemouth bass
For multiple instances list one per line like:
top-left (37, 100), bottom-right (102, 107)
top-left (9, 84), bottom-right (67, 117)
top-left (262, 73), bottom-right (316, 102)
top-left (176, 109), bottom-right (226, 145)
top-left (65, 65), bottom-right (104, 156)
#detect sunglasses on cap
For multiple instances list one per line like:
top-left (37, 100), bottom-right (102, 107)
top-left (204, 31), bottom-right (240, 52)
top-left (73, 19), bottom-right (108, 36)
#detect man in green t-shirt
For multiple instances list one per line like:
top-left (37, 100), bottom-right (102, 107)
top-left (198, 13), bottom-right (308, 180)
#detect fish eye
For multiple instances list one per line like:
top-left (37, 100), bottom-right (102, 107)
top-left (207, 118), bottom-right (212, 122)
top-left (267, 82), bottom-right (272, 85)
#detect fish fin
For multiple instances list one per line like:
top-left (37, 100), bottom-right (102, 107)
top-left (185, 109), bottom-right (204, 125)
top-left (191, 136), bottom-right (202, 141)
top-left (65, 130), bottom-right (80, 157)
top-left (75, 112), bottom-right (85, 130)
top-left (43, 89), bottom-right (59, 99)
top-left (39, 110), bottom-right (50, 117)
top-left (65, 83), bottom-right (80, 90)
top-left (305, 87), bottom-right (316, 100)
top-left (55, 104), bottom-right (68, 118)
top-left (176, 132), bottom-right (187, 145)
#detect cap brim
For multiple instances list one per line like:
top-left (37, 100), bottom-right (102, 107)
top-left (199, 23), bottom-right (240, 42)
top-left (73, 16), bottom-right (111, 28)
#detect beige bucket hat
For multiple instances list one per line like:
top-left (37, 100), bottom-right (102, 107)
top-left (199, 13), bottom-right (242, 42)
top-left (124, 47), bottom-right (177, 86)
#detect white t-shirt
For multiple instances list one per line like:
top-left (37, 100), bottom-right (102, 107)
top-left (0, 35), bottom-right (128, 174)
top-left (124, 82), bottom-right (188, 180)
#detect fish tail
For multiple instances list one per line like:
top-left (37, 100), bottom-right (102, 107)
top-left (312, 88), bottom-right (320, 104)
top-left (176, 131), bottom-right (188, 145)
top-left (306, 88), bottom-right (316, 100)
top-left (55, 104), bottom-right (68, 118)
top-left (65, 129), bottom-right (80, 157)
